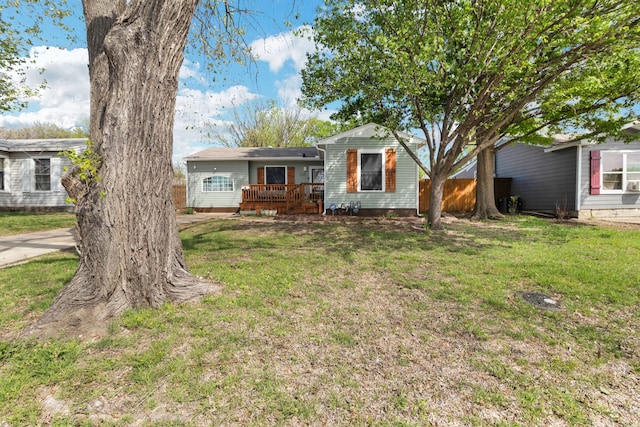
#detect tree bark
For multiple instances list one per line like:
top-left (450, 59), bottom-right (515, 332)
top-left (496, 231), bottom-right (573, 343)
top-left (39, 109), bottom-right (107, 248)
top-left (29, 0), bottom-right (218, 337)
top-left (472, 145), bottom-right (503, 220)
top-left (427, 171), bottom-right (447, 230)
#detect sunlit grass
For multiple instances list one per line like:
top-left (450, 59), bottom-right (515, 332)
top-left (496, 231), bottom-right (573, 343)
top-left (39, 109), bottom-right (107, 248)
top-left (0, 216), bottom-right (638, 425)
top-left (0, 211), bottom-right (76, 236)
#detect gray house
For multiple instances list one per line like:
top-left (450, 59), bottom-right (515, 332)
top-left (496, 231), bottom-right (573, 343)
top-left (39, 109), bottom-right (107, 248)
top-left (457, 123), bottom-right (640, 218)
top-left (0, 138), bottom-right (86, 211)
top-left (185, 123), bottom-right (424, 216)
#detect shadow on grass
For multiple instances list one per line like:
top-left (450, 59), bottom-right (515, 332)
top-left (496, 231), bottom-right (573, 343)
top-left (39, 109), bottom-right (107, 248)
top-left (180, 217), bottom-right (534, 263)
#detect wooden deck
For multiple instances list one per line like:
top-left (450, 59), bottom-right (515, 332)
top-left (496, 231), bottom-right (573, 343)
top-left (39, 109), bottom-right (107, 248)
top-left (240, 183), bottom-right (324, 214)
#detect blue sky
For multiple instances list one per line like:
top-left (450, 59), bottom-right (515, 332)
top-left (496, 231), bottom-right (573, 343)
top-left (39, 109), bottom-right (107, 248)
top-left (0, 0), bottom-right (330, 163)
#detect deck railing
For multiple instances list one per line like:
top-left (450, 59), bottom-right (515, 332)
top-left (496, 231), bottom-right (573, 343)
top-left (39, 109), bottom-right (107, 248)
top-left (241, 183), bottom-right (324, 212)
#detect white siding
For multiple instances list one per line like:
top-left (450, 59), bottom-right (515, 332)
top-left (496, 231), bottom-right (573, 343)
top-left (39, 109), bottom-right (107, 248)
top-left (0, 153), bottom-right (74, 210)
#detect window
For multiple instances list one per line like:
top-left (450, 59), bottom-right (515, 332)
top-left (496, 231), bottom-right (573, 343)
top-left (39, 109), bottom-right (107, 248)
top-left (360, 152), bottom-right (383, 191)
top-left (311, 167), bottom-right (325, 183)
top-left (601, 152), bottom-right (640, 193)
top-left (203, 175), bottom-right (233, 192)
top-left (347, 148), bottom-right (396, 193)
top-left (265, 166), bottom-right (286, 184)
top-left (34, 159), bottom-right (51, 191)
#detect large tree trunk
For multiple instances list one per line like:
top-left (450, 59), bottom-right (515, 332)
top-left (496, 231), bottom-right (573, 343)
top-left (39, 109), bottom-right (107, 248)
top-left (30, 0), bottom-right (218, 337)
top-left (427, 171), bottom-right (447, 230)
top-left (472, 145), bottom-right (502, 220)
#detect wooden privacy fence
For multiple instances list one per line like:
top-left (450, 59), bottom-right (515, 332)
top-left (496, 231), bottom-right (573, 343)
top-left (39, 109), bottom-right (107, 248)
top-left (173, 184), bottom-right (186, 211)
top-left (419, 178), bottom-right (476, 213)
top-left (419, 178), bottom-right (513, 213)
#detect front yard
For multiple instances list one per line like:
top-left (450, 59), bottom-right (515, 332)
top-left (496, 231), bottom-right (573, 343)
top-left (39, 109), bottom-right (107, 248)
top-left (1, 215), bottom-right (638, 425)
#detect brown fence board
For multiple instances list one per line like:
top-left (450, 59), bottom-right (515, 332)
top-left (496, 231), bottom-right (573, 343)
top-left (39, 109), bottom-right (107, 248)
top-left (173, 185), bottom-right (186, 211)
top-left (419, 178), bottom-right (512, 213)
top-left (419, 178), bottom-right (476, 213)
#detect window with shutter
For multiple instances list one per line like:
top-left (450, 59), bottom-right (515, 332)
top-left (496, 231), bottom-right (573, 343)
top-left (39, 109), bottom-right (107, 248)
top-left (346, 148), bottom-right (397, 192)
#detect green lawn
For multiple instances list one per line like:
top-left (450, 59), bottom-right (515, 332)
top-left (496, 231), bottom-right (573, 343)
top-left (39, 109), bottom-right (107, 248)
top-left (0, 212), bottom-right (76, 236)
top-left (0, 216), bottom-right (638, 426)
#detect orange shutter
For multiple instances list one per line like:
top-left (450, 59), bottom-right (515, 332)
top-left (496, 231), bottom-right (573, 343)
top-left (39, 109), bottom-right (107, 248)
top-left (257, 167), bottom-right (265, 184)
top-left (287, 167), bottom-right (295, 185)
top-left (385, 148), bottom-right (396, 192)
top-left (347, 149), bottom-right (358, 193)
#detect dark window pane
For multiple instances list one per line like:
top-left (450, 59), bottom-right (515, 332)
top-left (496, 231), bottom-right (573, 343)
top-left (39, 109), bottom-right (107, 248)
top-left (34, 159), bottom-right (51, 191)
top-left (266, 167), bottom-right (286, 184)
top-left (361, 153), bottom-right (382, 190)
top-left (603, 173), bottom-right (622, 190)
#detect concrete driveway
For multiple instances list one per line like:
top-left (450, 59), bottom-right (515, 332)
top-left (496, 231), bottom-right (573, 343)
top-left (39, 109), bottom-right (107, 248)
top-left (0, 213), bottom-right (232, 269)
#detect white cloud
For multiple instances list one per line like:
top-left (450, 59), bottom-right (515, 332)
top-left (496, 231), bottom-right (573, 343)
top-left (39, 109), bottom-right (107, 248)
top-left (172, 85), bottom-right (260, 162)
top-left (179, 58), bottom-right (208, 85)
top-left (0, 46), bottom-right (264, 162)
top-left (276, 74), bottom-right (303, 109)
top-left (0, 46), bottom-right (90, 129)
top-left (249, 25), bottom-right (316, 73)
top-left (2, 45), bottom-right (337, 163)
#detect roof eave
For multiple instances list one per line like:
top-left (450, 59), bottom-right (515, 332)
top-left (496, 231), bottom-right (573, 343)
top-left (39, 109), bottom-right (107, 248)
top-left (185, 156), bottom-right (322, 162)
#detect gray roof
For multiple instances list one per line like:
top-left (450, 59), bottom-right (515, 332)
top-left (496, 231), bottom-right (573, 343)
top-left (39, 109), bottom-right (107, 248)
top-left (0, 138), bottom-right (88, 153)
top-left (184, 146), bottom-right (321, 162)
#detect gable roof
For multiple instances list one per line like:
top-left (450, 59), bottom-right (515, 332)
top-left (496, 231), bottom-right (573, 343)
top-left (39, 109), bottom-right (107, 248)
top-left (0, 138), bottom-right (87, 153)
top-left (317, 123), bottom-right (425, 146)
top-left (184, 146), bottom-right (320, 162)
top-left (545, 122), bottom-right (640, 153)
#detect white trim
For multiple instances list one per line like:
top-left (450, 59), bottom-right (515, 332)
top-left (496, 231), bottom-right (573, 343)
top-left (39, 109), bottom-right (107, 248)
top-left (316, 146), bottom-right (327, 215)
top-left (318, 122), bottom-right (425, 147)
top-left (576, 145), bottom-right (582, 211)
top-left (600, 150), bottom-right (640, 194)
top-left (33, 158), bottom-right (52, 192)
top-left (202, 174), bottom-right (234, 192)
top-left (357, 149), bottom-right (385, 192)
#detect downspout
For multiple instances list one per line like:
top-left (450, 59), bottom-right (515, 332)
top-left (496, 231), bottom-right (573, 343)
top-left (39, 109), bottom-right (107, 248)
top-left (415, 145), bottom-right (420, 217)
top-left (575, 145), bottom-right (582, 215)
top-left (316, 146), bottom-right (327, 215)
top-left (185, 161), bottom-right (190, 212)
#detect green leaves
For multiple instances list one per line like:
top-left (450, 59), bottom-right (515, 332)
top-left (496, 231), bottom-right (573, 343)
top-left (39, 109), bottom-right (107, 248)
top-left (60, 140), bottom-right (103, 205)
top-left (302, 0), bottom-right (640, 167)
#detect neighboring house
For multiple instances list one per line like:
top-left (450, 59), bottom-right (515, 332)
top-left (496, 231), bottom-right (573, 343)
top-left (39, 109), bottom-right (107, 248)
top-left (185, 123), bottom-right (424, 216)
top-left (0, 138), bottom-right (87, 211)
top-left (455, 123), bottom-right (640, 218)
